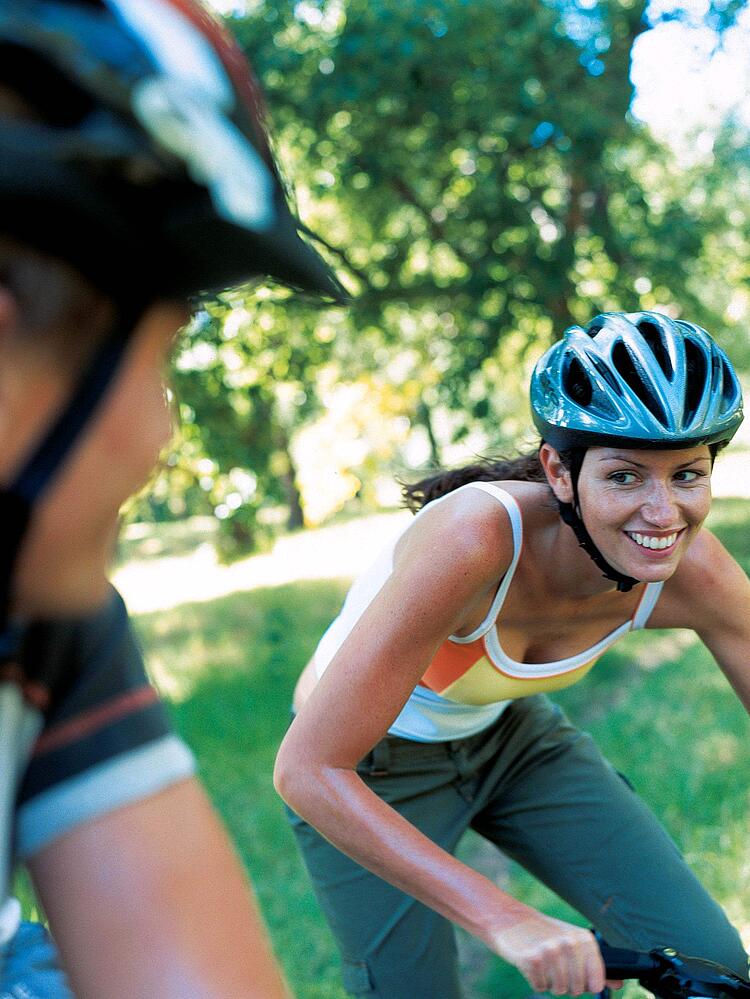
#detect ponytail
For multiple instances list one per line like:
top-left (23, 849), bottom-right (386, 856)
top-left (401, 450), bottom-right (547, 513)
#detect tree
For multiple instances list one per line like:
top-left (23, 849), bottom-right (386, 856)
top-left (138, 0), bottom-right (749, 555)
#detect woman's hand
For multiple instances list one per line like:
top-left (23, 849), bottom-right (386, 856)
top-left (490, 912), bottom-right (618, 995)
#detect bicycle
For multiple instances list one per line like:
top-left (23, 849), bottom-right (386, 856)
top-left (597, 931), bottom-right (750, 999)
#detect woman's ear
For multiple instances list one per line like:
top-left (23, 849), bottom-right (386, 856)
top-left (539, 443), bottom-right (574, 504)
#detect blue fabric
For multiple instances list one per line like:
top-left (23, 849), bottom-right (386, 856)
top-left (0, 921), bottom-right (72, 998)
top-left (16, 733), bottom-right (195, 859)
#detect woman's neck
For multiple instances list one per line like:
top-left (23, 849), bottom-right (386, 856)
top-left (534, 500), bottom-right (634, 602)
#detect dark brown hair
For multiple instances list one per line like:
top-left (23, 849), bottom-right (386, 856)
top-left (401, 450), bottom-right (549, 512)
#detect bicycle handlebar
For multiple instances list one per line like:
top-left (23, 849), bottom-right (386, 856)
top-left (595, 932), bottom-right (750, 999)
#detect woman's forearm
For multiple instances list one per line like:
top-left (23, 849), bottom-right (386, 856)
top-left (277, 757), bottom-right (610, 996)
top-left (275, 759), bottom-right (532, 947)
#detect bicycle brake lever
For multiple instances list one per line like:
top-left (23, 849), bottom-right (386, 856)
top-left (647, 949), bottom-right (750, 999)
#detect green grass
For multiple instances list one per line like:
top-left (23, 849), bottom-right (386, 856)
top-left (135, 579), bottom-right (351, 998)
top-left (16, 497), bottom-right (750, 997)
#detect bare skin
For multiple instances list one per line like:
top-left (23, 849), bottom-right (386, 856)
top-left (28, 780), bottom-right (287, 999)
top-left (278, 444), bottom-right (750, 996)
top-left (1, 289), bottom-right (290, 997)
top-left (1, 294), bottom-right (183, 618)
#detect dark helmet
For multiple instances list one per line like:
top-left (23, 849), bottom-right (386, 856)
top-left (530, 311), bottom-right (743, 452)
top-left (529, 312), bottom-right (744, 592)
top-left (0, 0), bottom-right (344, 301)
top-left (0, 0), bottom-right (345, 641)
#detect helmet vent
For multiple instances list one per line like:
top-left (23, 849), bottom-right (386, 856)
top-left (563, 356), bottom-right (593, 406)
top-left (612, 340), bottom-right (667, 425)
top-left (636, 318), bottom-right (673, 379)
top-left (591, 357), bottom-right (623, 395)
top-left (683, 337), bottom-right (707, 424)
top-left (720, 358), bottom-right (739, 411)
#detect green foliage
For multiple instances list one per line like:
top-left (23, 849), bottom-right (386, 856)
top-left (136, 0), bottom-right (750, 555)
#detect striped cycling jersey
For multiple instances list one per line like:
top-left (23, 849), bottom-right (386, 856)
top-left (14, 588), bottom-right (195, 859)
top-left (1, 588), bottom-right (195, 947)
top-left (313, 482), bottom-right (663, 742)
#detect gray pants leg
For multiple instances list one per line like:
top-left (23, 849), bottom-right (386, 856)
top-left (288, 696), bottom-right (746, 997)
top-left (287, 735), bottom-right (469, 998)
top-left (469, 696), bottom-right (747, 977)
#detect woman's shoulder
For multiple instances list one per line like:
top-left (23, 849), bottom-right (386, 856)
top-left (666, 527), bottom-right (733, 590)
top-left (414, 479), bottom-right (551, 530)
top-left (654, 526), bottom-right (745, 628)
top-left (397, 480), bottom-right (552, 574)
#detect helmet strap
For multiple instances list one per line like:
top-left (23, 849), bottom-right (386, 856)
top-left (558, 449), bottom-right (639, 593)
top-left (0, 315), bottom-right (135, 654)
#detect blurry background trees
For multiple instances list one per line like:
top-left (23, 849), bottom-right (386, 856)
top-left (132, 0), bottom-right (750, 556)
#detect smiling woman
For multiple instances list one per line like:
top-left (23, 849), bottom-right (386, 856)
top-left (576, 446), bottom-right (713, 573)
top-left (276, 311), bottom-right (750, 999)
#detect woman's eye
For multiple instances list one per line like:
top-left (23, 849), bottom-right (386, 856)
top-left (609, 471), bottom-right (637, 485)
top-left (674, 469), bottom-right (704, 483)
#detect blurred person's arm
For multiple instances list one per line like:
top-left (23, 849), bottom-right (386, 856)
top-left (16, 593), bottom-right (290, 998)
top-left (28, 777), bottom-right (290, 999)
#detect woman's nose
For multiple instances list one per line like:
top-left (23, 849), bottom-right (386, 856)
top-left (640, 483), bottom-right (679, 526)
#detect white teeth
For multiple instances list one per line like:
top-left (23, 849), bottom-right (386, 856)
top-left (628, 531), bottom-right (678, 550)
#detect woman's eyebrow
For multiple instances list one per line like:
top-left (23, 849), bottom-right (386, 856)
top-left (596, 455), bottom-right (646, 467)
top-left (597, 455), bottom-right (711, 469)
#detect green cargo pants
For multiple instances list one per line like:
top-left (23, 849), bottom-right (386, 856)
top-left (287, 695), bottom-right (746, 998)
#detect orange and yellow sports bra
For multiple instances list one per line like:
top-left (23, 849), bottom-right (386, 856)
top-left (313, 482), bottom-right (664, 743)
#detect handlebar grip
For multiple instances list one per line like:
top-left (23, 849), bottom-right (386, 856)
top-left (595, 934), bottom-right (660, 980)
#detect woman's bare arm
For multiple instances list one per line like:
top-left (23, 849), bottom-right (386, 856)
top-left (276, 490), bottom-right (608, 995)
top-left (28, 778), bottom-right (290, 999)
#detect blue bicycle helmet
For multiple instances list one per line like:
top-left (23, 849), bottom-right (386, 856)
top-left (530, 312), bottom-right (744, 591)
top-left (531, 311), bottom-right (743, 451)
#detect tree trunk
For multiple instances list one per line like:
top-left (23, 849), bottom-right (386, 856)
top-left (417, 399), bottom-right (442, 467)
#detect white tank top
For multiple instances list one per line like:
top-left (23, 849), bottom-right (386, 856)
top-left (313, 483), bottom-right (663, 742)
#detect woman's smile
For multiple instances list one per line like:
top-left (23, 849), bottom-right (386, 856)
top-left (624, 528), bottom-right (686, 556)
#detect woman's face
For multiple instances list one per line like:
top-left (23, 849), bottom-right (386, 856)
top-left (574, 445), bottom-right (713, 582)
top-left (2, 300), bottom-right (186, 618)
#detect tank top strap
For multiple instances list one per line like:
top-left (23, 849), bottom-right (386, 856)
top-left (632, 580), bottom-right (664, 629)
top-left (449, 483), bottom-right (523, 645)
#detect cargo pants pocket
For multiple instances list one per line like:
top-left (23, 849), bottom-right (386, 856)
top-left (341, 958), bottom-right (374, 995)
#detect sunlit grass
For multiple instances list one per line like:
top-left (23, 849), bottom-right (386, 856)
top-left (136, 580), bottom-right (352, 998)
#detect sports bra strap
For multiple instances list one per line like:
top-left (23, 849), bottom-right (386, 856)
top-left (449, 483), bottom-right (523, 645)
top-left (446, 484), bottom-right (663, 645)
top-left (632, 581), bottom-right (664, 629)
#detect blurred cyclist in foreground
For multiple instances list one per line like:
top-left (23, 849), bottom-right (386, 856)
top-left (0, 1), bottom-right (344, 995)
